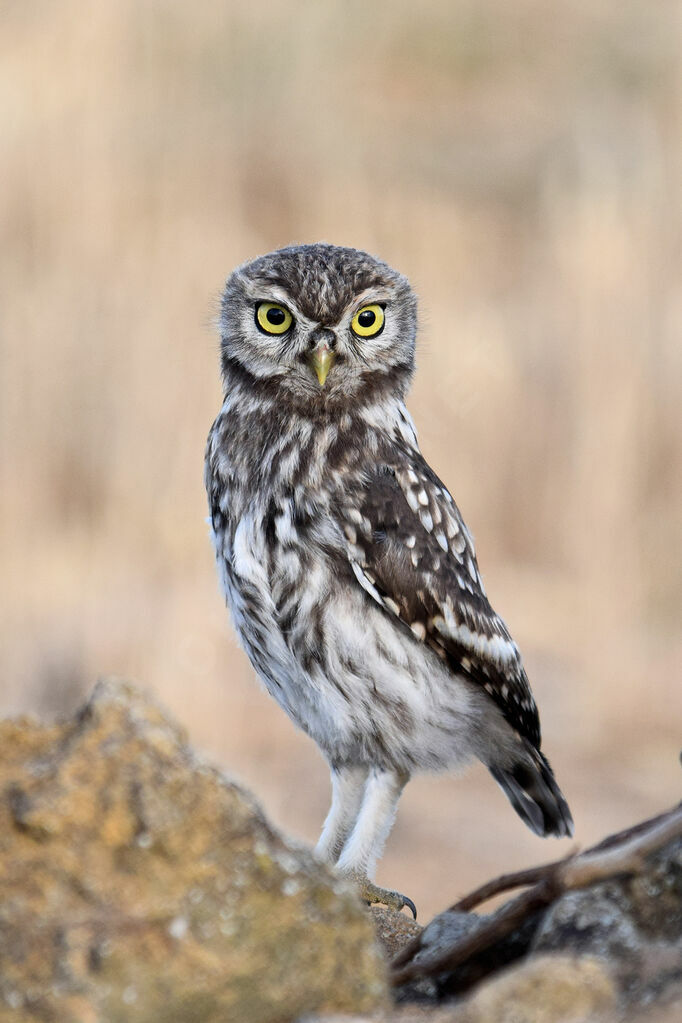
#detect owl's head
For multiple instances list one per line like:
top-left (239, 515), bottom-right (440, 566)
top-left (219, 244), bottom-right (417, 410)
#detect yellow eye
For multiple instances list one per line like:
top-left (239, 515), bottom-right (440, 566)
top-left (256, 302), bottom-right (293, 335)
top-left (351, 303), bottom-right (385, 338)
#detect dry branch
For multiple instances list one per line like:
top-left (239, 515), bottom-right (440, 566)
top-left (390, 801), bottom-right (682, 987)
top-left (447, 848), bottom-right (579, 914)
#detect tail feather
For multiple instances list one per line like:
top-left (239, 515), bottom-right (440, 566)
top-left (490, 745), bottom-right (574, 838)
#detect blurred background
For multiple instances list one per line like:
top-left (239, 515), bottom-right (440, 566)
top-left (1, 0), bottom-right (680, 919)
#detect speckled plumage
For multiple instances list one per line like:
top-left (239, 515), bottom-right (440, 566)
top-left (205, 243), bottom-right (573, 898)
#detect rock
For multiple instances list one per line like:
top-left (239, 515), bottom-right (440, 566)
top-left (416, 911), bottom-right (483, 957)
top-left (0, 679), bottom-right (388, 1022)
top-left (391, 824), bottom-right (681, 1014)
top-left (371, 907), bottom-right (422, 961)
top-left (393, 911), bottom-right (485, 1004)
top-left (453, 954), bottom-right (616, 1023)
top-left (394, 907), bottom-right (539, 1003)
top-left (308, 957), bottom-right (617, 1023)
top-left (622, 988), bottom-right (682, 1022)
top-left (533, 836), bottom-right (682, 1007)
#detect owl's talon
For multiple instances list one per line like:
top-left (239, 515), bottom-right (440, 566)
top-left (360, 879), bottom-right (417, 919)
top-left (403, 894), bottom-right (418, 920)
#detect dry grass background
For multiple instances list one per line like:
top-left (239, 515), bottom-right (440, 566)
top-left (1, 0), bottom-right (680, 919)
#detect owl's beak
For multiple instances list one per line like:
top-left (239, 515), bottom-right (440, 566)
top-left (310, 343), bottom-right (335, 387)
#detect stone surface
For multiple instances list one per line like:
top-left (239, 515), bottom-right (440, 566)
top-left (371, 907), bottom-right (422, 961)
top-left (391, 827), bottom-right (681, 1012)
top-left (533, 837), bottom-right (682, 1006)
top-left (453, 954), bottom-right (616, 1023)
top-left (309, 957), bottom-right (618, 1023)
top-left (311, 955), bottom-right (615, 1022)
top-left (0, 679), bottom-right (387, 1023)
top-left (394, 907), bottom-right (540, 1003)
top-left (393, 910), bottom-right (486, 1004)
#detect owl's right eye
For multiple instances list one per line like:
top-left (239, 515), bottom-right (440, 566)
top-left (255, 302), bottom-right (293, 335)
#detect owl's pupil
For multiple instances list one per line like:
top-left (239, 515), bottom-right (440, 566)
top-left (358, 309), bottom-right (376, 327)
top-left (266, 307), bottom-right (286, 325)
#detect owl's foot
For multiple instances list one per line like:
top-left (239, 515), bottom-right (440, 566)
top-left (360, 878), bottom-right (417, 919)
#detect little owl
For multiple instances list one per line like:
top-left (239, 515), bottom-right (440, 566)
top-left (205, 243), bottom-right (573, 916)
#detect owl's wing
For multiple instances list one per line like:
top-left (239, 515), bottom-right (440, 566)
top-left (336, 458), bottom-right (542, 748)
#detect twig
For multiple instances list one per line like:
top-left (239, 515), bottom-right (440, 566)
top-left (560, 806), bottom-right (681, 888)
top-left (450, 801), bottom-right (681, 914)
top-left (391, 878), bottom-right (556, 985)
top-left (448, 847), bottom-right (579, 913)
top-left (390, 802), bottom-right (682, 987)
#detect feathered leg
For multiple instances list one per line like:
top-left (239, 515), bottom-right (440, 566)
top-left (315, 765), bottom-right (368, 864)
top-left (336, 768), bottom-right (416, 917)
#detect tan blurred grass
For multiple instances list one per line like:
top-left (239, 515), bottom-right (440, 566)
top-left (1, 1), bottom-right (680, 919)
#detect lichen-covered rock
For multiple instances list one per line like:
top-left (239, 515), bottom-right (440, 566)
top-left (394, 907), bottom-right (540, 1004)
top-left (390, 827), bottom-right (681, 1014)
top-left (533, 837), bottom-right (682, 1006)
top-left (309, 957), bottom-right (617, 1023)
top-left (454, 954), bottom-right (616, 1023)
top-left (371, 907), bottom-right (422, 961)
top-left (0, 679), bottom-right (387, 1023)
top-left (392, 910), bottom-right (485, 1004)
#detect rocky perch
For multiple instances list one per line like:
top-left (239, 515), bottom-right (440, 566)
top-left (0, 680), bottom-right (386, 1022)
top-left (0, 679), bottom-right (679, 1023)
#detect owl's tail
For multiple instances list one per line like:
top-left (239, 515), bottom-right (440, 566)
top-left (490, 743), bottom-right (574, 838)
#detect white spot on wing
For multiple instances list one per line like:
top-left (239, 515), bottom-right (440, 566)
top-left (406, 489), bottom-right (420, 512)
top-left (429, 612), bottom-right (520, 668)
top-left (420, 510), bottom-right (434, 532)
top-left (350, 560), bottom-right (383, 605)
top-left (453, 534), bottom-right (467, 554)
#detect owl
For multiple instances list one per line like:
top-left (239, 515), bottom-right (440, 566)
top-left (205, 243), bottom-right (573, 917)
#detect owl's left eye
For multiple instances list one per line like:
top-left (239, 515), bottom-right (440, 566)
top-left (256, 302), bottom-right (293, 335)
top-left (351, 304), bottom-right (385, 339)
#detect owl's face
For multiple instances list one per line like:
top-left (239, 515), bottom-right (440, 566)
top-left (219, 244), bottom-right (417, 408)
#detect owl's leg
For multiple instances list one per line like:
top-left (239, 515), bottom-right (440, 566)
top-left (336, 768), bottom-right (416, 918)
top-left (314, 765), bottom-right (369, 864)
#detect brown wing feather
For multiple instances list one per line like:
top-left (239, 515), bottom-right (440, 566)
top-left (337, 459), bottom-right (542, 748)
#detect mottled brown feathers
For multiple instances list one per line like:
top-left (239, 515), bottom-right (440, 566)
top-left (206, 243), bottom-right (573, 864)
